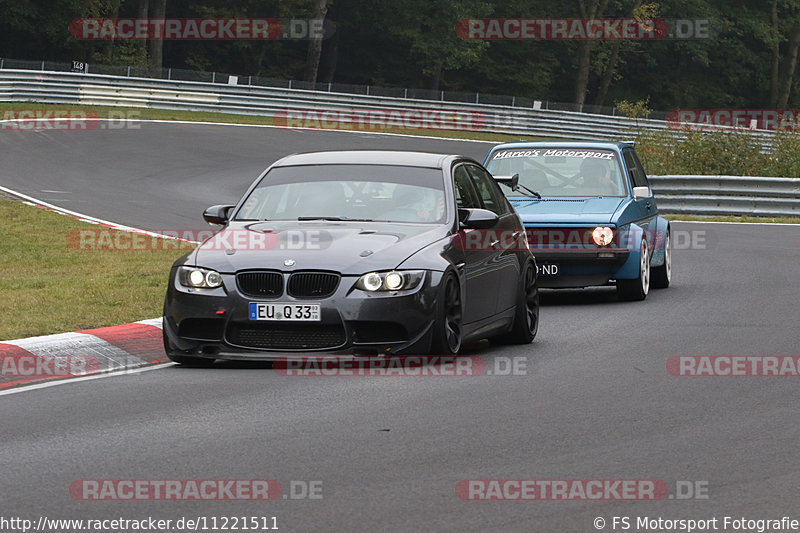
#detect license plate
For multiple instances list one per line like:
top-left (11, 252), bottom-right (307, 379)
top-left (536, 263), bottom-right (560, 276)
top-left (249, 303), bottom-right (321, 321)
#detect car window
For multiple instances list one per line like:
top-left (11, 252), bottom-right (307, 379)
top-left (235, 165), bottom-right (446, 223)
top-left (623, 149), bottom-right (648, 189)
top-left (465, 164), bottom-right (510, 215)
top-left (630, 150), bottom-right (651, 188)
top-left (453, 165), bottom-right (482, 209)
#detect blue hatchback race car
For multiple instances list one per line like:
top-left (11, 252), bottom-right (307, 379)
top-left (484, 141), bottom-right (671, 300)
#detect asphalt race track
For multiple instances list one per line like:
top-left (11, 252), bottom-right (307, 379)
top-left (1, 123), bottom-right (798, 532)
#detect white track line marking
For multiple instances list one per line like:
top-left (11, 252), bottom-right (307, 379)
top-left (0, 362), bottom-right (175, 397)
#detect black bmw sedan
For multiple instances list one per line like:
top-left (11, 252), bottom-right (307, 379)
top-left (163, 151), bottom-right (538, 365)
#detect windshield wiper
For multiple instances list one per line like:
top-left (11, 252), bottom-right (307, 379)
top-left (498, 181), bottom-right (542, 199)
top-left (297, 216), bottom-right (376, 222)
top-left (517, 184), bottom-right (542, 199)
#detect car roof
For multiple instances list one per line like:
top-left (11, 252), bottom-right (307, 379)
top-left (271, 150), bottom-right (459, 168)
top-left (489, 140), bottom-right (633, 151)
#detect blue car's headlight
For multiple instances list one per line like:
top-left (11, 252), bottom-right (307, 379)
top-left (356, 270), bottom-right (425, 292)
top-left (592, 227), bottom-right (614, 246)
top-left (179, 266), bottom-right (223, 288)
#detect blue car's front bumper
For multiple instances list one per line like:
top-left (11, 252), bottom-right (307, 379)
top-left (531, 247), bottom-right (630, 288)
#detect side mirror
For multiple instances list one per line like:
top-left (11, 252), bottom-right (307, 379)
top-left (493, 173), bottom-right (520, 192)
top-left (458, 208), bottom-right (499, 229)
top-left (203, 205), bottom-right (235, 225)
top-left (632, 186), bottom-right (651, 200)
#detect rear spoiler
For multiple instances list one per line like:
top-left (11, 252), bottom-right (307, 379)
top-left (492, 173), bottom-right (519, 191)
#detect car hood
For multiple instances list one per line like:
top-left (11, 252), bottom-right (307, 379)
top-left (191, 221), bottom-right (449, 275)
top-left (508, 197), bottom-right (624, 225)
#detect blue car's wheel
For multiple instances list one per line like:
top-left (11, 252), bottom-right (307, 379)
top-left (617, 238), bottom-right (650, 301)
top-left (651, 228), bottom-right (671, 289)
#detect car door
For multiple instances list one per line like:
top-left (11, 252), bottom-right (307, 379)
top-left (622, 148), bottom-right (656, 246)
top-left (465, 163), bottom-right (523, 314)
top-left (452, 163), bottom-right (498, 324)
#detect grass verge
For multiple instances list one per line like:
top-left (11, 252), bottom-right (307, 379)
top-left (0, 198), bottom-right (193, 340)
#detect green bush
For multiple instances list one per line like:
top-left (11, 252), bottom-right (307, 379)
top-left (633, 127), bottom-right (800, 178)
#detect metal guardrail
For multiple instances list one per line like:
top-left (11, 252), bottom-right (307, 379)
top-left (0, 56), bottom-right (656, 118)
top-left (1, 70), bottom-right (797, 217)
top-left (650, 175), bottom-right (800, 217)
top-left (0, 70), bottom-right (781, 144)
top-left (0, 69), bottom-right (678, 141)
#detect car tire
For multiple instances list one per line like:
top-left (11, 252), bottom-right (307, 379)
top-left (650, 228), bottom-right (671, 289)
top-left (617, 238), bottom-right (650, 301)
top-left (429, 273), bottom-right (463, 355)
top-left (491, 260), bottom-right (539, 345)
top-left (163, 328), bottom-right (215, 367)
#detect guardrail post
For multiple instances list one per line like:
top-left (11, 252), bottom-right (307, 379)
top-left (328, 82), bottom-right (332, 92)
top-left (168, 68), bottom-right (172, 80)
top-left (366, 85), bottom-right (370, 95)
top-left (476, 93), bottom-right (479, 104)
top-left (41, 61), bottom-right (45, 70)
top-left (127, 66), bottom-right (131, 76)
top-left (1, 59), bottom-right (4, 69)
top-left (248, 75), bottom-right (252, 85)
top-left (441, 90), bottom-right (444, 101)
top-left (289, 80), bottom-right (292, 89)
top-left (404, 88), bottom-right (407, 98)
top-left (212, 72), bottom-right (216, 83)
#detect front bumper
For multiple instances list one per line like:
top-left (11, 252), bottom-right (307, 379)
top-left (163, 269), bottom-right (444, 360)
top-left (531, 247), bottom-right (630, 288)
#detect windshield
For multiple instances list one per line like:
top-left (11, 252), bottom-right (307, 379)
top-left (486, 148), bottom-right (627, 198)
top-left (234, 164), bottom-right (447, 223)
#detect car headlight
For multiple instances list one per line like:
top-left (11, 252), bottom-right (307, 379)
top-left (355, 270), bottom-right (425, 292)
top-left (179, 266), bottom-right (224, 288)
top-left (592, 227), bottom-right (614, 247)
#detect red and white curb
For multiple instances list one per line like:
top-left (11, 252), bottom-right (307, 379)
top-left (0, 318), bottom-right (168, 392)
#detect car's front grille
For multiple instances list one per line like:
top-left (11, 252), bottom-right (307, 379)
top-left (525, 227), bottom-right (601, 248)
top-left (287, 272), bottom-right (340, 299)
top-left (237, 271), bottom-right (283, 298)
top-left (227, 322), bottom-right (346, 350)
